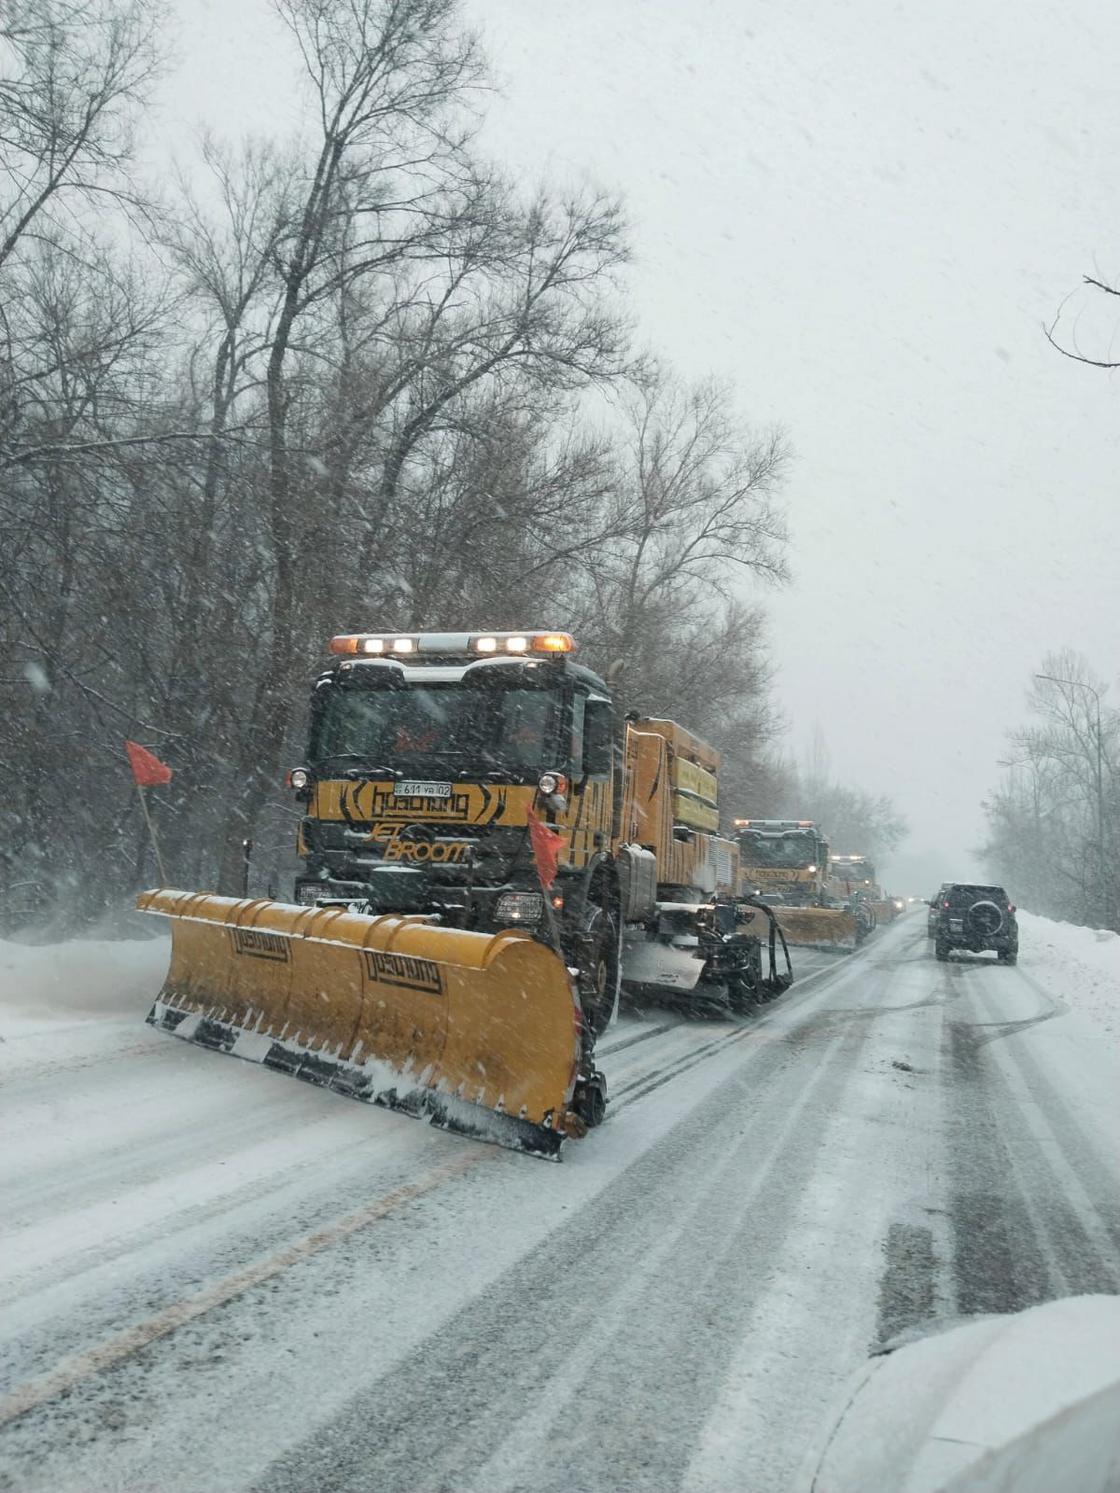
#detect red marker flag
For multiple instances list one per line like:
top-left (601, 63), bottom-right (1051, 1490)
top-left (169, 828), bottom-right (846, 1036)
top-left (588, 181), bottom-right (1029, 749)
top-left (125, 740), bottom-right (173, 788)
top-left (526, 807), bottom-right (566, 889)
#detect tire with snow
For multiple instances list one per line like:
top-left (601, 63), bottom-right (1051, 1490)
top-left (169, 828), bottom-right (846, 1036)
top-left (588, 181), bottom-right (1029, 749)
top-left (579, 901), bottom-right (621, 1038)
top-left (573, 1070), bottom-right (607, 1128)
top-left (967, 899), bottom-right (1004, 938)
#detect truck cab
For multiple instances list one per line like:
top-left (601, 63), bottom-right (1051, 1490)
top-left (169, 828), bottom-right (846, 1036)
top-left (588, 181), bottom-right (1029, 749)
top-left (290, 629), bottom-right (622, 1030)
top-left (732, 819), bottom-right (830, 906)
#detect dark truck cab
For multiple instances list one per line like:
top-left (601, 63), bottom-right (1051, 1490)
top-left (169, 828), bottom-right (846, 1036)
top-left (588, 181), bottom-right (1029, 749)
top-left (933, 883), bottom-right (1019, 964)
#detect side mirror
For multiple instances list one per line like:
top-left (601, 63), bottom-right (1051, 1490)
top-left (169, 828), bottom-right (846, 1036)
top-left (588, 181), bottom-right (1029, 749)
top-left (582, 699), bottom-right (613, 777)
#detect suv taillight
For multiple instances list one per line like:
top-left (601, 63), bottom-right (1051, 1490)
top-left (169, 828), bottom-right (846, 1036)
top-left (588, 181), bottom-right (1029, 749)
top-left (942, 900), bottom-right (950, 909)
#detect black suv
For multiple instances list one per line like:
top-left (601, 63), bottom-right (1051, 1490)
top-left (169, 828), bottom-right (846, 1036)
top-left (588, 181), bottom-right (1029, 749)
top-left (926, 884), bottom-right (949, 938)
top-left (933, 884), bottom-right (1018, 964)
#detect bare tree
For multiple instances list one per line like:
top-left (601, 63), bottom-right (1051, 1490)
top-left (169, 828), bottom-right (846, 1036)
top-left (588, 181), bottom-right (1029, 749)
top-left (0, 0), bottom-right (163, 271)
top-left (1044, 273), bottom-right (1120, 368)
top-left (0, 0), bottom-right (809, 926)
top-left (983, 652), bottom-right (1119, 927)
top-left (575, 369), bottom-right (789, 691)
top-left (778, 773), bottom-right (908, 861)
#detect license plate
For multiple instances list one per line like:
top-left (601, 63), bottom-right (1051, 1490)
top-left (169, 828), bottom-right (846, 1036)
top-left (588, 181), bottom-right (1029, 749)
top-left (949, 919), bottom-right (963, 930)
top-left (394, 780), bottom-right (452, 799)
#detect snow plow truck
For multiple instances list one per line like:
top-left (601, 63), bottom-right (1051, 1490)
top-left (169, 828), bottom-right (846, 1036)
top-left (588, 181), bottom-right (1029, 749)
top-left (828, 853), bottom-right (898, 940)
top-left (732, 819), bottom-right (857, 952)
top-left (140, 629), bottom-right (791, 1159)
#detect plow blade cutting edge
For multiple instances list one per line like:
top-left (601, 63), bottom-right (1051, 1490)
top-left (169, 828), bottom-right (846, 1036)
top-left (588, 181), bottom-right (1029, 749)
top-left (137, 891), bottom-right (586, 1159)
top-left (772, 907), bottom-right (857, 953)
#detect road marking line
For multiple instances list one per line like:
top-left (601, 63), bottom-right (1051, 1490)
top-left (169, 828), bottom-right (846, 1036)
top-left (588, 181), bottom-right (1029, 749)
top-left (0, 1151), bottom-right (482, 1428)
top-left (0, 943), bottom-right (886, 1430)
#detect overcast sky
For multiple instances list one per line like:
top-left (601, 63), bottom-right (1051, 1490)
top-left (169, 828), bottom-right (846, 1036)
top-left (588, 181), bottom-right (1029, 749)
top-left (160, 0), bottom-right (1120, 888)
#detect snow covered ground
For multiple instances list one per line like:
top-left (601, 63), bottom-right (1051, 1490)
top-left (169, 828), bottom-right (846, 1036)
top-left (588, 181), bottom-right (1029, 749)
top-left (0, 911), bottom-right (1117, 1492)
top-left (0, 932), bottom-right (169, 1036)
top-left (1017, 910), bottom-right (1120, 1045)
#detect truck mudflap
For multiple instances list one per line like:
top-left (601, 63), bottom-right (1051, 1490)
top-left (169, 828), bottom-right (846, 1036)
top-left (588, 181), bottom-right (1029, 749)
top-left (771, 906), bottom-right (858, 953)
top-left (137, 890), bottom-right (589, 1160)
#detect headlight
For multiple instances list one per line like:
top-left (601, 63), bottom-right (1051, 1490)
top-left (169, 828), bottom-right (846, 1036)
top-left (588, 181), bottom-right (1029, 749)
top-left (538, 771), bottom-right (568, 796)
top-left (289, 767), bottom-right (310, 790)
top-left (495, 891), bottom-right (544, 924)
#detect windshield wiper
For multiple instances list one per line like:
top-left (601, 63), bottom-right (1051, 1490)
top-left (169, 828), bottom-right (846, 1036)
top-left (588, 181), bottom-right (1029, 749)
top-left (311, 754), bottom-right (398, 778)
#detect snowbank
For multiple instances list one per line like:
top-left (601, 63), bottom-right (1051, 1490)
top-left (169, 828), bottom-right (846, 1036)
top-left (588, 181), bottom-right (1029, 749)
top-left (1018, 912), bottom-right (1120, 1047)
top-left (806, 1295), bottom-right (1120, 1492)
top-left (0, 935), bottom-right (169, 1029)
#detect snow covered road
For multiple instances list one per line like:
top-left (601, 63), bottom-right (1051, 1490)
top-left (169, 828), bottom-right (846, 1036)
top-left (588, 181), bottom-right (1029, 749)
top-left (1, 913), bottom-right (1118, 1492)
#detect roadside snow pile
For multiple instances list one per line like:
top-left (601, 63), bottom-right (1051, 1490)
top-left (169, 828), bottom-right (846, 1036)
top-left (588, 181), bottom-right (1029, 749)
top-left (0, 935), bottom-right (169, 1028)
top-left (1018, 912), bottom-right (1120, 1047)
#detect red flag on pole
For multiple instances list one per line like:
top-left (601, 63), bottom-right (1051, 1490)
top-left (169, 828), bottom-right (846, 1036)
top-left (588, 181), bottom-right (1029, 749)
top-left (526, 807), bottom-right (566, 889)
top-left (125, 740), bottom-right (173, 788)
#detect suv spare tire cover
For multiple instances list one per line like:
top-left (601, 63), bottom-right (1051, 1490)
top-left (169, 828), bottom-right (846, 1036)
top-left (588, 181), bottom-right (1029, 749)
top-left (967, 899), bottom-right (1004, 937)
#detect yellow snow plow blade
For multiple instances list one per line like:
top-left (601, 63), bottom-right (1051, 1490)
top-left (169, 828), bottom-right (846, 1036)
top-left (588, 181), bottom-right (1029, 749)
top-left (137, 891), bottom-right (585, 1158)
top-left (772, 907), bottom-right (857, 953)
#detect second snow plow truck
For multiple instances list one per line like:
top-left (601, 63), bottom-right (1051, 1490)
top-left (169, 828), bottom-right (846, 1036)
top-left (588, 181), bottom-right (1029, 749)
top-left (140, 629), bottom-right (791, 1159)
top-left (828, 853), bottom-right (898, 940)
top-left (732, 819), bottom-right (857, 951)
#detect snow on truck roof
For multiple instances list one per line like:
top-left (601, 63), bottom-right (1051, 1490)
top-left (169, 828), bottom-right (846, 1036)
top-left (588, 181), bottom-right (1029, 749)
top-left (732, 819), bottom-right (820, 833)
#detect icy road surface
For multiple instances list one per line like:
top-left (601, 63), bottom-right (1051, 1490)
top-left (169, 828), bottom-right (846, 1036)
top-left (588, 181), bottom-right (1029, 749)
top-left (1, 914), bottom-right (1118, 1492)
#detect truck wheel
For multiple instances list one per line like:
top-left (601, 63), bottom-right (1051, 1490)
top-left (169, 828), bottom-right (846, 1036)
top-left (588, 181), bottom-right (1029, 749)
top-left (727, 969), bottom-right (758, 1014)
top-left (573, 1070), bottom-right (607, 1128)
top-left (580, 902), bottom-right (621, 1037)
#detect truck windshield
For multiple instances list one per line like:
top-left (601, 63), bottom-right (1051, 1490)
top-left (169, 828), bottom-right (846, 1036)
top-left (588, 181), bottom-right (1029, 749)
top-left (739, 832), bottom-right (819, 869)
top-left (310, 680), bottom-right (563, 778)
top-left (832, 861), bottom-right (876, 884)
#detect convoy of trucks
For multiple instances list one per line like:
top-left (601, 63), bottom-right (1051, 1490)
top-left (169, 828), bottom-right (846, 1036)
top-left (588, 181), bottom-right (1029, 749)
top-left (140, 627), bottom-right (904, 1158)
top-left (141, 628), bottom-right (793, 1158)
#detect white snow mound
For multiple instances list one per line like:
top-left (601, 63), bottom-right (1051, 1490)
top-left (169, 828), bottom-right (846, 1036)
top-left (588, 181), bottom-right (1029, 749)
top-left (1018, 911), bottom-right (1120, 1045)
top-left (0, 935), bottom-right (170, 1027)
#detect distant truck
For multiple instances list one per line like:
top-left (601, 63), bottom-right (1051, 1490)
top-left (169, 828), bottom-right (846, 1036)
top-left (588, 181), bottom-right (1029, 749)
top-left (828, 853), bottom-right (901, 939)
top-left (733, 819), bottom-right (856, 951)
top-left (732, 819), bottom-right (829, 904)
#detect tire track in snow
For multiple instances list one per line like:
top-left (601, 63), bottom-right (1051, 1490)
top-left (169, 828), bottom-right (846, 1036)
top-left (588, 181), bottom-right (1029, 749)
top-left (255, 958), bottom-right (892, 1493)
top-left (0, 953), bottom-right (856, 1427)
top-left (0, 1152), bottom-right (483, 1431)
top-left (944, 957), bottom-right (1120, 1314)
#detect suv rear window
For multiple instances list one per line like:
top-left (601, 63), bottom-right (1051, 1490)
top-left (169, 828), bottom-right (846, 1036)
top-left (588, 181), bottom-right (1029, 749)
top-left (945, 884), bottom-right (1007, 906)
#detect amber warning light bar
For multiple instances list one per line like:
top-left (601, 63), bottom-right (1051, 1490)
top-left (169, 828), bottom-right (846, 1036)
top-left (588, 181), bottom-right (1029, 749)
top-left (328, 631), bottom-right (575, 658)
